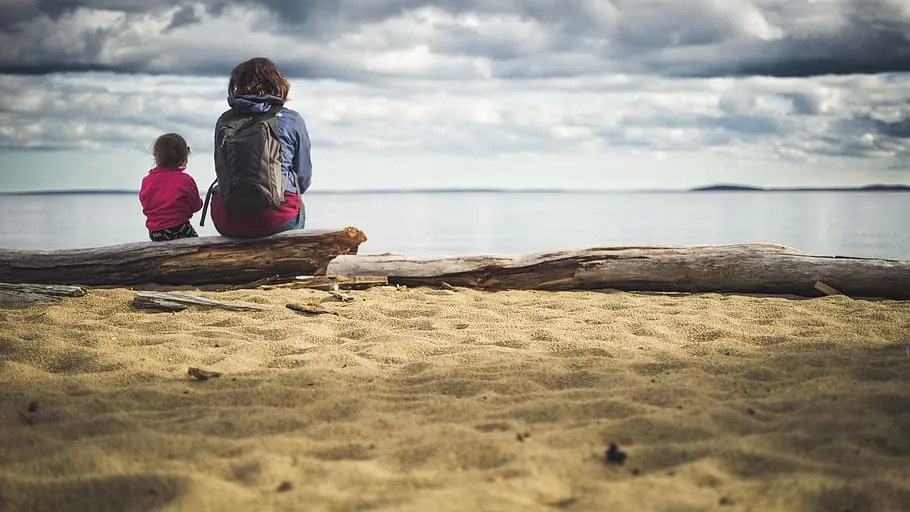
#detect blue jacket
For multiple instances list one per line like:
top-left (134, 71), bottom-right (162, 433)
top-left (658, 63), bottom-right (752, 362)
top-left (215, 94), bottom-right (312, 194)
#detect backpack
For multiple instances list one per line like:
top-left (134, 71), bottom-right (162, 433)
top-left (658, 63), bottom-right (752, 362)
top-left (201, 105), bottom-right (299, 226)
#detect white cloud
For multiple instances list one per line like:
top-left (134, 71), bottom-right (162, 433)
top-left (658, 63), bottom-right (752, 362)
top-left (0, 71), bottom-right (907, 169)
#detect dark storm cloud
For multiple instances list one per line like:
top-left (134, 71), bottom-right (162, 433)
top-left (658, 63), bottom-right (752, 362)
top-left (0, 0), bottom-right (159, 28)
top-left (1, 0), bottom-right (909, 78)
top-left (0, 62), bottom-right (136, 74)
top-left (843, 115), bottom-right (910, 142)
top-left (166, 5), bottom-right (201, 32)
top-left (726, 1), bottom-right (910, 77)
top-left (873, 118), bottom-right (910, 139)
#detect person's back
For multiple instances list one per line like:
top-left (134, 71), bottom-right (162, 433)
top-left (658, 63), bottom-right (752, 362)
top-left (139, 133), bottom-right (203, 241)
top-left (203, 58), bottom-right (312, 238)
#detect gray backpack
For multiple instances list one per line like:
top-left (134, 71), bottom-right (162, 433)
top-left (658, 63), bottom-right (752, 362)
top-left (201, 105), bottom-right (297, 225)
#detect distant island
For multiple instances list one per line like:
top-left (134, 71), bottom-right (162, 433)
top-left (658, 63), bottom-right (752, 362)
top-left (691, 184), bottom-right (910, 192)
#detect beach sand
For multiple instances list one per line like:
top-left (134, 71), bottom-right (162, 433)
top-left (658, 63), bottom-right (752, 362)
top-left (1, 285), bottom-right (909, 511)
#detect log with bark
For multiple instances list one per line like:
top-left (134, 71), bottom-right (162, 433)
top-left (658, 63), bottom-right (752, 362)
top-left (0, 227), bottom-right (367, 286)
top-left (132, 291), bottom-right (273, 312)
top-left (0, 283), bottom-right (87, 305)
top-left (327, 244), bottom-right (910, 299)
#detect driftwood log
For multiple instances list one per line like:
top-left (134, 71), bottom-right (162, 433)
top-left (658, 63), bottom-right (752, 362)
top-left (132, 291), bottom-right (273, 313)
top-left (0, 283), bottom-right (87, 305)
top-left (0, 228), bottom-right (366, 286)
top-left (327, 244), bottom-right (910, 299)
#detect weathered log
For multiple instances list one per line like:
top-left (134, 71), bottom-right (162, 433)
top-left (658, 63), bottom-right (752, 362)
top-left (0, 283), bottom-right (87, 305)
top-left (327, 244), bottom-right (910, 299)
top-left (132, 291), bottom-right (272, 312)
top-left (0, 228), bottom-right (367, 286)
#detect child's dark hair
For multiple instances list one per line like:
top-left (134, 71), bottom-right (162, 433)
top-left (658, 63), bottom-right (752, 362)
top-left (229, 57), bottom-right (290, 100)
top-left (153, 133), bottom-right (190, 168)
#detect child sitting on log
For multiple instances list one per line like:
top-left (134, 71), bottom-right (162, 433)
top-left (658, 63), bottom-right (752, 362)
top-left (139, 133), bottom-right (204, 241)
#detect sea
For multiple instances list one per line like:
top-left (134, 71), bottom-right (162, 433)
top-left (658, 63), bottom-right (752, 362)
top-left (0, 190), bottom-right (908, 260)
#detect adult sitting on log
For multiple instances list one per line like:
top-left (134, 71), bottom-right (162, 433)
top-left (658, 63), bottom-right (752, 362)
top-left (201, 57), bottom-right (312, 238)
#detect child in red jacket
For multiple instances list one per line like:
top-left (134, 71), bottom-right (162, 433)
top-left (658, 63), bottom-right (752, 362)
top-left (139, 133), bottom-right (203, 241)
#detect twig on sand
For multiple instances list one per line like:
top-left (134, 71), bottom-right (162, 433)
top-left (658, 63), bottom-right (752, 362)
top-left (326, 290), bottom-right (355, 303)
top-left (286, 303), bottom-right (338, 316)
top-left (217, 275), bottom-right (285, 291)
top-left (18, 411), bottom-right (34, 426)
top-left (538, 496), bottom-right (578, 508)
top-left (440, 281), bottom-right (457, 291)
top-left (188, 367), bottom-right (221, 380)
top-left (292, 275), bottom-right (387, 291)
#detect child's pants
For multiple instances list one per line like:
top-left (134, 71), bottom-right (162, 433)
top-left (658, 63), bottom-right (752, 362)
top-left (149, 221), bottom-right (198, 242)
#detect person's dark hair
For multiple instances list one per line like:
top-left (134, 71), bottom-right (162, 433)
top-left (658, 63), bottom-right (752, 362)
top-left (153, 133), bottom-right (190, 168)
top-left (228, 57), bottom-right (290, 100)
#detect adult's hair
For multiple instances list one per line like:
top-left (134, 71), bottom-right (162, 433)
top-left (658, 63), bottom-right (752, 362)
top-left (153, 133), bottom-right (190, 168)
top-left (228, 57), bottom-right (290, 100)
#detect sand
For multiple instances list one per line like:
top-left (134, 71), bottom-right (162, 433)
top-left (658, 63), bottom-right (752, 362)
top-left (1, 285), bottom-right (909, 511)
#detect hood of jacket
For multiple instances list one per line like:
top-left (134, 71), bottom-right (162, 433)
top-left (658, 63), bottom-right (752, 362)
top-left (227, 94), bottom-right (285, 114)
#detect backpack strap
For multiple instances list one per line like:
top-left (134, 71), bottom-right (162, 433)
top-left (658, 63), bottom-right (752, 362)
top-left (292, 172), bottom-right (302, 226)
top-left (199, 179), bottom-right (217, 227)
top-left (236, 104), bottom-right (283, 133)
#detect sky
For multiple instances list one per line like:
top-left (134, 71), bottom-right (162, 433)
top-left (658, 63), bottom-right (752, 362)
top-left (0, 0), bottom-right (908, 192)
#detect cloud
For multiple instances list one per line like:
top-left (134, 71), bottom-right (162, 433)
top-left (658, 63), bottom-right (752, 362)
top-left (874, 118), bottom-right (910, 139)
top-left (166, 5), bottom-right (201, 32)
top-left (1, 71), bottom-right (907, 171)
top-left (0, 0), bottom-right (908, 78)
top-left (725, 0), bottom-right (910, 77)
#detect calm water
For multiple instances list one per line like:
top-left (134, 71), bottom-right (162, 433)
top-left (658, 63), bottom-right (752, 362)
top-left (0, 191), bottom-right (908, 259)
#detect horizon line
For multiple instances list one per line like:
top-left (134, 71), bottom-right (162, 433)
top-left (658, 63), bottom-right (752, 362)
top-left (1, 184), bottom-right (909, 196)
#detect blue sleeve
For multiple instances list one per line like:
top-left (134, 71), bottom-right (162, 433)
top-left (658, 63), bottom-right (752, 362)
top-left (293, 115), bottom-right (312, 193)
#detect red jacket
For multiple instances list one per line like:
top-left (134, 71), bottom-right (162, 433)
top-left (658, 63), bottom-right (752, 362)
top-left (139, 167), bottom-right (203, 231)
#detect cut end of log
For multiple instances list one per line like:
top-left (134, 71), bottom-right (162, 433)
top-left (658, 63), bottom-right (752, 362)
top-left (343, 226), bottom-right (368, 248)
